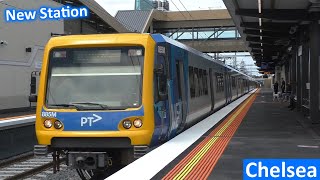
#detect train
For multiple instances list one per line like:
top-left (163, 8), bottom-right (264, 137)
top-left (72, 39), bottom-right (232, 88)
top-left (30, 33), bottom-right (258, 179)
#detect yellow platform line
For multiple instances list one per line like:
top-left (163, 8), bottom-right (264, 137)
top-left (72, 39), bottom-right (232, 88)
top-left (173, 93), bottom-right (256, 179)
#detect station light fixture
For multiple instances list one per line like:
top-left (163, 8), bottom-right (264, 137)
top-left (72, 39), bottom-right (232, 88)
top-left (44, 120), bottom-right (53, 128)
top-left (123, 120), bottom-right (132, 129)
top-left (258, 0), bottom-right (263, 48)
top-left (258, 0), bottom-right (262, 13)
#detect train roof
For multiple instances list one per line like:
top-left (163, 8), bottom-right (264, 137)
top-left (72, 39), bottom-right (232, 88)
top-left (46, 33), bottom-right (152, 48)
top-left (47, 33), bottom-right (255, 81)
top-left (151, 34), bottom-right (254, 80)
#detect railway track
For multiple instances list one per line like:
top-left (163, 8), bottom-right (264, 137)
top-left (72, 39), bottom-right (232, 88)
top-left (0, 153), bottom-right (66, 180)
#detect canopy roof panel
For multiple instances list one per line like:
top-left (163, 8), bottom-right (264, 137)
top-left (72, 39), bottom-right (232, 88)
top-left (222, 0), bottom-right (312, 72)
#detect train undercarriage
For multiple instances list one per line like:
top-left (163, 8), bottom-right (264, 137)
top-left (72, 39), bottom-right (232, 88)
top-left (35, 138), bottom-right (149, 179)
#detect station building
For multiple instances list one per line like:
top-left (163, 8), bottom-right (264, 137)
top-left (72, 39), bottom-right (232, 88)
top-left (0, 0), bottom-right (128, 111)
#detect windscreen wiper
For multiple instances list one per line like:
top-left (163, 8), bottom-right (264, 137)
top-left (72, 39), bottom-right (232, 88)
top-left (49, 103), bottom-right (81, 109)
top-left (71, 102), bottom-right (109, 110)
top-left (72, 103), bottom-right (131, 110)
top-left (51, 103), bottom-right (130, 110)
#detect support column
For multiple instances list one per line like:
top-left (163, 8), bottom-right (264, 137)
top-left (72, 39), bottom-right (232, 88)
top-left (150, 24), bottom-right (154, 33)
top-left (290, 47), bottom-right (297, 97)
top-left (296, 48), bottom-right (302, 111)
top-left (309, 19), bottom-right (320, 123)
top-left (285, 60), bottom-right (290, 84)
top-left (301, 27), bottom-right (309, 111)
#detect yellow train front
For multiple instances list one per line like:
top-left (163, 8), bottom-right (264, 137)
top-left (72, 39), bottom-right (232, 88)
top-left (35, 34), bottom-right (165, 174)
top-left (34, 33), bottom-right (257, 177)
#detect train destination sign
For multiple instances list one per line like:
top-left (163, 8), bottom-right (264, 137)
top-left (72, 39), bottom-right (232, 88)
top-left (4, 6), bottom-right (89, 22)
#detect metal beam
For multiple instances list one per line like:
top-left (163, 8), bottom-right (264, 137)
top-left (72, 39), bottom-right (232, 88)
top-left (153, 19), bottom-right (235, 30)
top-left (240, 22), bottom-right (292, 32)
top-left (246, 37), bottom-right (276, 44)
top-left (249, 44), bottom-right (262, 48)
top-left (253, 54), bottom-right (273, 60)
top-left (236, 9), bottom-right (308, 21)
top-left (251, 46), bottom-right (284, 52)
top-left (180, 39), bottom-right (247, 53)
top-left (243, 29), bottom-right (289, 38)
top-left (241, 22), bottom-right (295, 28)
top-left (156, 26), bottom-right (236, 34)
top-left (251, 49), bottom-right (280, 53)
top-left (249, 43), bottom-right (283, 49)
top-left (251, 51), bottom-right (279, 56)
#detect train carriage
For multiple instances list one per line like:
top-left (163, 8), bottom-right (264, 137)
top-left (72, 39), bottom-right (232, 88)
top-left (31, 33), bottom-right (257, 179)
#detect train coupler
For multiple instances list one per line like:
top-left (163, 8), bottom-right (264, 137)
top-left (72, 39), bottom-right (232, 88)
top-left (67, 152), bottom-right (110, 170)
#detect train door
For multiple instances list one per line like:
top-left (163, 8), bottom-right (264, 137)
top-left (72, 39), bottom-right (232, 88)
top-left (227, 74), bottom-right (232, 103)
top-left (236, 77), bottom-right (239, 97)
top-left (153, 44), bottom-right (170, 143)
top-left (224, 72), bottom-right (231, 104)
top-left (167, 48), bottom-right (187, 138)
top-left (209, 68), bottom-right (215, 110)
top-left (176, 61), bottom-right (187, 133)
top-left (241, 78), bottom-right (244, 94)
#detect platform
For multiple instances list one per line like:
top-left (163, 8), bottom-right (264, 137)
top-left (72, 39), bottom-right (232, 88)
top-left (0, 109), bottom-right (35, 120)
top-left (0, 109), bottom-right (36, 160)
top-left (108, 88), bottom-right (320, 180)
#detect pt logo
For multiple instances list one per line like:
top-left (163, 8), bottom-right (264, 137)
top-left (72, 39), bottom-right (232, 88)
top-left (80, 114), bottom-right (102, 127)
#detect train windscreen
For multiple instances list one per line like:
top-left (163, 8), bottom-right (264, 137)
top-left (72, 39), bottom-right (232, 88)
top-left (45, 47), bottom-right (144, 110)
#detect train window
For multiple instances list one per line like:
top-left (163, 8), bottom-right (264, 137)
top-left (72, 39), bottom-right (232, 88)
top-left (215, 73), bottom-right (224, 93)
top-left (215, 73), bottom-right (219, 92)
top-left (189, 67), bottom-right (209, 98)
top-left (204, 70), bottom-right (208, 95)
top-left (189, 66), bottom-right (195, 98)
top-left (194, 68), bottom-right (199, 97)
top-left (176, 62), bottom-right (182, 100)
top-left (199, 69), bottom-right (203, 96)
top-left (158, 56), bottom-right (167, 100)
top-left (232, 77), bottom-right (236, 88)
top-left (46, 46), bottom-right (144, 108)
top-left (221, 74), bottom-right (224, 92)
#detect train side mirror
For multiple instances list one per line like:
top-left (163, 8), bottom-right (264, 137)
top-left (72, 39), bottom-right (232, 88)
top-left (29, 95), bottom-right (38, 102)
top-left (31, 76), bottom-right (37, 94)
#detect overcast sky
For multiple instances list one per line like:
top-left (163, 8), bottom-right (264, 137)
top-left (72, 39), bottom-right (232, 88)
top-left (95, 0), bottom-right (226, 16)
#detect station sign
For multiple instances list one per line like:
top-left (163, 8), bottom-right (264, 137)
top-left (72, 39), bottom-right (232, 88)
top-left (4, 6), bottom-right (89, 22)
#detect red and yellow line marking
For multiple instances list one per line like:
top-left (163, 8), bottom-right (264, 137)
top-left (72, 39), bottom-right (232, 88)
top-left (163, 89), bottom-right (260, 180)
top-left (0, 114), bottom-right (35, 121)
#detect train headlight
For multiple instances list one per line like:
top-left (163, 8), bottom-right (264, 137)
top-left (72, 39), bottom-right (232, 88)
top-left (133, 119), bottom-right (143, 128)
top-left (54, 120), bottom-right (63, 129)
top-left (44, 120), bottom-right (53, 128)
top-left (122, 120), bottom-right (132, 129)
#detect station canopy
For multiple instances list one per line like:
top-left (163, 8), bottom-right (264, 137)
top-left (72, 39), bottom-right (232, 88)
top-left (222, 0), bottom-right (312, 73)
top-left (52, 0), bottom-right (128, 33)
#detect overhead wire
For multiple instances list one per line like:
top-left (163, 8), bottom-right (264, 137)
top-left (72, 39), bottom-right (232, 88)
top-left (139, 0), bottom-right (201, 39)
top-left (175, 0), bottom-right (224, 58)
top-left (179, 0), bottom-right (227, 40)
top-left (168, 0), bottom-right (206, 39)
